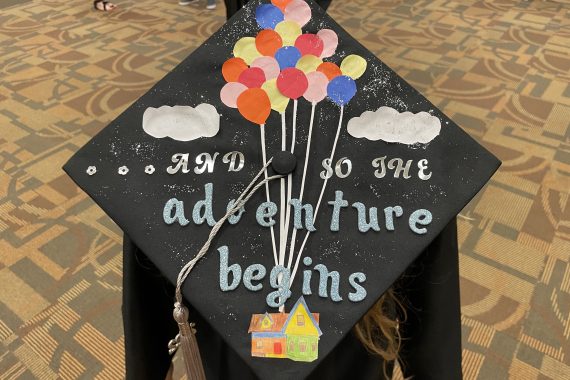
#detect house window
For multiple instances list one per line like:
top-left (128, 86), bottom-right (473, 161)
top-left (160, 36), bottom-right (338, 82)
top-left (312, 343), bottom-right (317, 352)
top-left (297, 314), bottom-right (305, 326)
top-left (256, 340), bottom-right (263, 348)
top-left (289, 341), bottom-right (294, 351)
top-left (300, 342), bottom-right (306, 352)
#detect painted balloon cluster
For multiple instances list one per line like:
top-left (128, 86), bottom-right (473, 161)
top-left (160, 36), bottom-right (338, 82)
top-left (220, 0), bottom-right (367, 124)
top-left (219, 0), bottom-right (369, 297)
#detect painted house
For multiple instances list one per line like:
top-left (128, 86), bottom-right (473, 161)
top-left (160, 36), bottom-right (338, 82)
top-left (248, 296), bottom-right (322, 362)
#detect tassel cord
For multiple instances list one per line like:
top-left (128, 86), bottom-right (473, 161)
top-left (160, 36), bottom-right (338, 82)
top-left (174, 158), bottom-right (283, 305)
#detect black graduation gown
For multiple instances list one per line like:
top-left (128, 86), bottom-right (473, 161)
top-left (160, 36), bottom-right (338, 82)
top-left (122, 218), bottom-right (462, 380)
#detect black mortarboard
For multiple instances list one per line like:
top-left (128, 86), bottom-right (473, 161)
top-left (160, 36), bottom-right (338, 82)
top-left (63, 0), bottom-right (500, 379)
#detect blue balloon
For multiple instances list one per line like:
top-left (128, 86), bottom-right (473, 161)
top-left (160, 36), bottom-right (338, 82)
top-left (274, 46), bottom-right (302, 70)
top-left (255, 4), bottom-right (284, 30)
top-left (327, 76), bottom-right (357, 106)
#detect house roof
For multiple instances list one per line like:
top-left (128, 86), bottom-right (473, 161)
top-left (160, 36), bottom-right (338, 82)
top-left (283, 296), bottom-right (323, 337)
top-left (248, 312), bottom-right (289, 333)
top-left (248, 296), bottom-right (321, 335)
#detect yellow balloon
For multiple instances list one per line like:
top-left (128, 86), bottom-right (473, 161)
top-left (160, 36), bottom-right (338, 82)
top-left (262, 79), bottom-right (289, 114)
top-left (296, 55), bottom-right (322, 73)
top-left (233, 37), bottom-right (260, 65)
top-left (274, 21), bottom-right (301, 46)
top-left (340, 54), bottom-right (367, 79)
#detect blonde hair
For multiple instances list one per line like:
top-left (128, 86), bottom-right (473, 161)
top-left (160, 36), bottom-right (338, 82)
top-left (353, 288), bottom-right (406, 378)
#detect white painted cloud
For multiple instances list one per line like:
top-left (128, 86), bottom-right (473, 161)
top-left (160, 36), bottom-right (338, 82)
top-left (142, 103), bottom-right (219, 142)
top-left (347, 106), bottom-right (441, 144)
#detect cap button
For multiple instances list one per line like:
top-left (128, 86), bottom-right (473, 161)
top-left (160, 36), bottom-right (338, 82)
top-left (272, 151), bottom-right (297, 175)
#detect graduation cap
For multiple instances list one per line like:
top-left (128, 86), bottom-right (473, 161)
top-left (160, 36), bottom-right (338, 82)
top-left (63, 0), bottom-right (500, 378)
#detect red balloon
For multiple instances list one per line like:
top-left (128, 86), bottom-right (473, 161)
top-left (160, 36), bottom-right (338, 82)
top-left (238, 67), bottom-right (266, 88)
top-left (237, 88), bottom-right (271, 125)
top-left (294, 34), bottom-right (324, 57)
top-left (276, 68), bottom-right (308, 99)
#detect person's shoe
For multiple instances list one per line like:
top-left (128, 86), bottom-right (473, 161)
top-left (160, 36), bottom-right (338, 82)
top-left (206, 4), bottom-right (216, 9)
top-left (179, 0), bottom-right (196, 5)
top-left (94, 0), bottom-right (116, 11)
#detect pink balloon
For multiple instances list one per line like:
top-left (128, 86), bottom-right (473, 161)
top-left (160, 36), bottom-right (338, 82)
top-left (317, 29), bottom-right (338, 58)
top-left (284, 0), bottom-right (311, 27)
top-left (295, 34), bottom-right (324, 57)
top-left (303, 71), bottom-right (328, 103)
top-left (220, 82), bottom-right (248, 108)
top-left (251, 56), bottom-right (280, 80)
top-left (277, 68), bottom-right (308, 99)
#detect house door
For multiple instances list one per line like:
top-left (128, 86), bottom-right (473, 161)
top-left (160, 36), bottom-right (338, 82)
top-left (274, 342), bottom-right (282, 354)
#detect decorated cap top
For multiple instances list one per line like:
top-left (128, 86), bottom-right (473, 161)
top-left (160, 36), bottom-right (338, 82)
top-left (63, 0), bottom-right (500, 378)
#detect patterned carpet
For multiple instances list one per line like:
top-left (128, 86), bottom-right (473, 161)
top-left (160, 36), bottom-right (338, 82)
top-left (0, 0), bottom-right (569, 379)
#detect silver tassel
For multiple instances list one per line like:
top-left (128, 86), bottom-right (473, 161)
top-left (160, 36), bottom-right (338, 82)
top-left (168, 163), bottom-right (282, 380)
top-left (169, 302), bottom-right (206, 380)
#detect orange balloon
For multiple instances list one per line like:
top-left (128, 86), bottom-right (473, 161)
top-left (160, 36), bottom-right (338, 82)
top-left (272, 0), bottom-right (292, 12)
top-left (255, 29), bottom-right (283, 57)
top-left (222, 57), bottom-right (248, 82)
top-left (317, 62), bottom-right (342, 80)
top-left (237, 88), bottom-right (271, 125)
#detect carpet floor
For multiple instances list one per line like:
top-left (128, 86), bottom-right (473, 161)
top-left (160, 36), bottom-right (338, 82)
top-left (0, 0), bottom-right (569, 378)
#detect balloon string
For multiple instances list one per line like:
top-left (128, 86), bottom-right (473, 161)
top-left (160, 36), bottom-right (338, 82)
top-left (279, 99), bottom-right (298, 313)
top-left (260, 124), bottom-right (279, 267)
top-left (279, 113), bottom-right (287, 269)
top-left (287, 101), bottom-right (316, 270)
top-left (290, 106), bottom-right (344, 284)
top-left (283, 99), bottom-right (297, 264)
